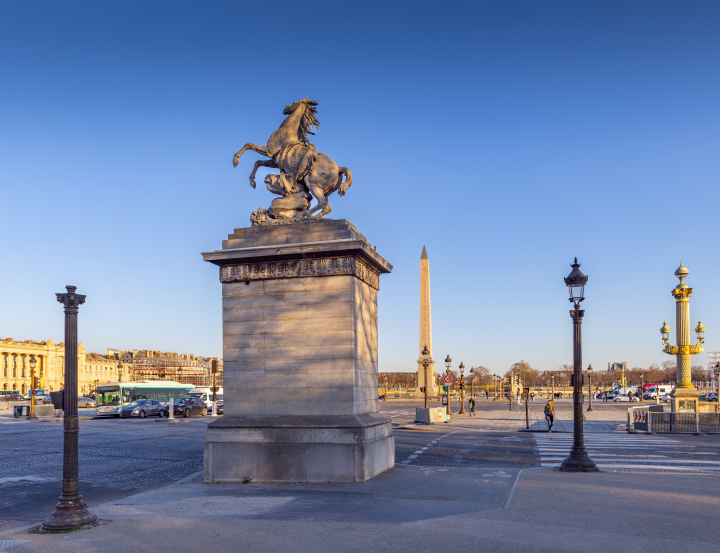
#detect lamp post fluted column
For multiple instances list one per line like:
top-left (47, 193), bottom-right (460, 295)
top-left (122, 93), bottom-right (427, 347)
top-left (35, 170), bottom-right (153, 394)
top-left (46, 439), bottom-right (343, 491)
top-left (41, 286), bottom-right (97, 532)
top-left (560, 259), bottom-right (598, 473)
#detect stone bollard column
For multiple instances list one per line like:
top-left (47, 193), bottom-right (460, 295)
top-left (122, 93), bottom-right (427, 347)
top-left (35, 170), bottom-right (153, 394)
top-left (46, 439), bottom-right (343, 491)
top-left (202, 219), bottom-right (394, 483)
top-left (168, 397), bottom-right (175, 420)
top-left (41, 286), bottom-right (97, 532)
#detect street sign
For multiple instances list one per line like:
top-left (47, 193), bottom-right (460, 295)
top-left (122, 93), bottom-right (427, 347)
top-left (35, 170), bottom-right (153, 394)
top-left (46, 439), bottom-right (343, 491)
top-left (442, 385), bottom-right (448, 392)
top-left (443, 375), bottom-right (453, 384)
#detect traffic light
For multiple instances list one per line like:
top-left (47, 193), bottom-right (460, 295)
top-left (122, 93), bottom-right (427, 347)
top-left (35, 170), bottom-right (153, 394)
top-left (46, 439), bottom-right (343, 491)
top-left (420, 387), bottom-right (425, 393)
top-left (459, 380), bottom-right (465, 391)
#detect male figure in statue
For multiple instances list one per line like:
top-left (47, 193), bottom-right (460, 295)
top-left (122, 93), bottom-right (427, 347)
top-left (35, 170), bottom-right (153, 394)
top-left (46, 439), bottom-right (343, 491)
top-left (232, 98), bottom-right (353, 223)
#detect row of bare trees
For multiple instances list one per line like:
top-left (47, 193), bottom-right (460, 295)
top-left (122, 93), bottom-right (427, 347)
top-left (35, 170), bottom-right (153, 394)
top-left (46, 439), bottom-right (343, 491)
top-left (380, 360), bottom-right (708, 391)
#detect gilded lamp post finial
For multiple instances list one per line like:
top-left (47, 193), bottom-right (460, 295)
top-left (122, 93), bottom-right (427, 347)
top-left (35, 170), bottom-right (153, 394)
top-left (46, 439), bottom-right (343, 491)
top-left (661, 262), bottom-right (704, 413)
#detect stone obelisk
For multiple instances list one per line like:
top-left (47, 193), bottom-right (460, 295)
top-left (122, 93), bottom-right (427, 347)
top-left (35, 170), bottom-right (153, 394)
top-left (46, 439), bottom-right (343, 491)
top-left (417, 246), bottom-right (436, 394)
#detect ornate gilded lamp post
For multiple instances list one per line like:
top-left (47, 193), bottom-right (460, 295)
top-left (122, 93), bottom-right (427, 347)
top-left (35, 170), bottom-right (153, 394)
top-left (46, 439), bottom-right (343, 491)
top-left (27, 355), bottom-right (38, 420)
top-left (559, 258), bottom-right (598, 473)
top-left (458, 362), bottom-right (467, 414)
top-left (42, 286), bottom-right (97, 532)
top-left (469, 367), bottom-right (475, 398)
top-left (586, 364), bottom-right (594, 412)
top-left (660, 262), bottom-right (705, 412)
top-left (117, 362), bottom-right (124, 383)
top-left (421, 345), bottom-right (432, 409)
top-left (444, 355), bottom-right (452, 417)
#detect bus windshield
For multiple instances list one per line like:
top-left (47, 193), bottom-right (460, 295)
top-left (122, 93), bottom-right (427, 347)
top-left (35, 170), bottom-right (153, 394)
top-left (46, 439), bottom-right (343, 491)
top-left (97, 386), bottom-right (122, 407)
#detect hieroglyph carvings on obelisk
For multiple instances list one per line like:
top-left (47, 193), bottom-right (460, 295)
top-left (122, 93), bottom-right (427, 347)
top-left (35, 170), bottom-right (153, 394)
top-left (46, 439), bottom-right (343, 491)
top-left (417, 246), bottom-right (437, 393)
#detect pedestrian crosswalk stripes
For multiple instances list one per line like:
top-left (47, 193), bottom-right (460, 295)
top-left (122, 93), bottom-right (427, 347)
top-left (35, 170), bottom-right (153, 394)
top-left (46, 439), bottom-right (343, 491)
top-left (533, 433), bottom-right (720, 472)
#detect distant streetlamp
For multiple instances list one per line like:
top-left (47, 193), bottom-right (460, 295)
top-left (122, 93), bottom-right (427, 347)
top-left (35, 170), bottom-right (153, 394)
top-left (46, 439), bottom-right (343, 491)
top-left (551, 373), bottom-right (555, 399)
top-left (421, 345), bottom-right (432, 409)
top-left (586, 364), bottom-right (594, 412)
top-left (559, 258), bottom-right (598, 472)
top-left (383, 375), bottom-right (388, 401)
top-left (640, 373), bottom-right (644, 402)
top-left (458, 362), bottom-right (466, 414)
top-left (508, 371), bottom-right (513, 412)
top-left (445, 354), bottom-right (452, 417)
top-left (117, 362), bottom-right (124, 383)
top-left (469, 367), bottom-right (475, 398)
top-left (93, 379), bottom-right (99, 394)
top-left (28, 355), bottom-right (38, 420)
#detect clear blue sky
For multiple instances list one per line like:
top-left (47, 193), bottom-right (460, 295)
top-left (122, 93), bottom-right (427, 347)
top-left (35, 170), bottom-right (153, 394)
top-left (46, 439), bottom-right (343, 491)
top-left (2, 1), bottom-right (719, 374)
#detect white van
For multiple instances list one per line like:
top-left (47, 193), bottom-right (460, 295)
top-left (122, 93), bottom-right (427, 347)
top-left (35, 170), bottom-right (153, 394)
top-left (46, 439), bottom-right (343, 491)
top-left (188, 387), bottom-right (223, 405)
top-left (643, 385), bottom-right (673, 400)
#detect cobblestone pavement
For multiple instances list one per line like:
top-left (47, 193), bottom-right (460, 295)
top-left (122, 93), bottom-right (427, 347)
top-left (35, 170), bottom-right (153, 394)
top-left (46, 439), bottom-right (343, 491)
top-left (386, 397), bottom-right (630, 432)
top-left (2, 401), bottom-right (719, 534)
top-left (0, 416), bottom-right (208, 531)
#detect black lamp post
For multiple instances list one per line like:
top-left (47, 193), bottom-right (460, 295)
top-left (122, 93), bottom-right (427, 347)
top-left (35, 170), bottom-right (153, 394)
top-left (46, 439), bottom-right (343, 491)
top-left (445, 354), bottom-right (452, 417)
top-left (586, 365), bottom-right (594, 412)
top-left (559, 259), bottom-right (598, 472)
top-left (458, 362), bottom-right (467, 414)
top-left (469, 367), bottom-right (475, 398)
top-left (421, 345), bottom-right (431, 409)
top-left (42, 286), bottom-right (97, 532)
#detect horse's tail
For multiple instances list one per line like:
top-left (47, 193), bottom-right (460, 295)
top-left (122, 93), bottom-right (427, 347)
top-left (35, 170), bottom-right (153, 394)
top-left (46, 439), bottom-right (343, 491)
top-left (337, 167), bottom-right (353, 197)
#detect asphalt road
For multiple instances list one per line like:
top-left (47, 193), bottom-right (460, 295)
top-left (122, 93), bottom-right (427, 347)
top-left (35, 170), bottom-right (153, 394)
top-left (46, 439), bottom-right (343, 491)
top-left (1, 401), bottom-right (719, 532)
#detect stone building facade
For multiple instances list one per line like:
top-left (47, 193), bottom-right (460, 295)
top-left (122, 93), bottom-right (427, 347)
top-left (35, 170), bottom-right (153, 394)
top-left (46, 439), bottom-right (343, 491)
top-left (1, 336), bottom-right (221, 395)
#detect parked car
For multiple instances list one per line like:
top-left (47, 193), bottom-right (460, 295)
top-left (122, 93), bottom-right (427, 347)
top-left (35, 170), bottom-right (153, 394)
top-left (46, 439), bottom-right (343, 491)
top-left (1, 394), bottom-right (24, 402)
top-left (172, 397), bottom-right (208, 417)
top-left (614, 392), bottom-right (640, 402)
top-left (661, 393), bottom-right (672, 403)
top-left (706, 392), bottom-right (718, 402)
top-left (33, 395), bottom-right (53, 404)
top-left (120, 399), bottom-right (163, 418)
top-left (78, 397), bottom-right (96, 408)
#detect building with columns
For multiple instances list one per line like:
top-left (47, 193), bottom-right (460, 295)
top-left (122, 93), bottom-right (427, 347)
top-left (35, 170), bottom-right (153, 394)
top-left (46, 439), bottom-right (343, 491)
top-left (1, 336), bottom-right (221, 395)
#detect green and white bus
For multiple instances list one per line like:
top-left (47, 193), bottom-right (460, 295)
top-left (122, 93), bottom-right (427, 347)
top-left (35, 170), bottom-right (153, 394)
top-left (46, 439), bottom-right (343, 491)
top-left (96, 380), bottom-right (195, 417)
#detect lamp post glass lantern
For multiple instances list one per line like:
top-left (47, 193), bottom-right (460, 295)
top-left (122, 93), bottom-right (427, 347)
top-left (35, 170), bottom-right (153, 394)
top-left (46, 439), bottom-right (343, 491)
top-left (560, 258), bottom-right (598, 472)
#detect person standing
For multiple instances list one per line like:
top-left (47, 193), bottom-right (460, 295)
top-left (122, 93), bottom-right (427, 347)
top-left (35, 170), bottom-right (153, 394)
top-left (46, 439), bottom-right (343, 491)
top-left (468, 396), bottom-right (476, 416)
top-left (544, 399), bottom-right (555, 432)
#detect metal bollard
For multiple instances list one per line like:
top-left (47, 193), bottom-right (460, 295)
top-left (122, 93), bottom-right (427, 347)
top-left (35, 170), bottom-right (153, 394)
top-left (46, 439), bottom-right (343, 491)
top-left (168, 397), bottom-right (175, 420)
top-left (212, 400), bottom-right (218, 417)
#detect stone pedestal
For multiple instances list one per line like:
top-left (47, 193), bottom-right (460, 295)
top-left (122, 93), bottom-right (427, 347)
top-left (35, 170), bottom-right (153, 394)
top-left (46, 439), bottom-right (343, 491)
top-left (202, 219), bottom-right (394, 482)
top-left (671, 387), bottom-right (700, 413)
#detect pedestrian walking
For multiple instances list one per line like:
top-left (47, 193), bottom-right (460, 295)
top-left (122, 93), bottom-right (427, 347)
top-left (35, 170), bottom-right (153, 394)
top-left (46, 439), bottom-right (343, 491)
top-left (544, 399), bottom-right (555, 432)
top-left (603, 391), bottom-right (608, 402)
top-left (468, 397), bottom-right (476, 416)
top-left (530, 392), bottom-right (534, 402)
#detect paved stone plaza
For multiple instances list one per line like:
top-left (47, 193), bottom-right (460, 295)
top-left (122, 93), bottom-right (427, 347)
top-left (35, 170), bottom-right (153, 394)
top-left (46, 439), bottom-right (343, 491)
top-left (1, 401), bottom-right (719, 552)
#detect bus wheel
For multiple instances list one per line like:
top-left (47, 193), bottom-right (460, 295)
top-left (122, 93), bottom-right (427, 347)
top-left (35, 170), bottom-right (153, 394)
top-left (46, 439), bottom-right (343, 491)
top-left (184, 409), bottom-right (190, 418)
top-left (139, 411), bottom-right (146, 418)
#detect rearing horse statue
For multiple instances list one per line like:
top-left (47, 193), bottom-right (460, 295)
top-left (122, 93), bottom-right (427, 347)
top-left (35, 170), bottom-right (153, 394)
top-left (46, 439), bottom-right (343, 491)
top-left (232, 98), bottom-right (352, 219)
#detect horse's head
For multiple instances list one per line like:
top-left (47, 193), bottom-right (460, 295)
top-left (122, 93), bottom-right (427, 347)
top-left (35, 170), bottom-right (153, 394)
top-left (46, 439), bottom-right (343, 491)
top-left (283, 97), bottom-right (318, 115)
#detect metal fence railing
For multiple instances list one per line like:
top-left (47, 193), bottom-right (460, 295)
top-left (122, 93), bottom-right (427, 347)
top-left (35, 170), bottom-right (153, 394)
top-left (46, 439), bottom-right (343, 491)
top-left (649, 412), bottom-right (720, 434)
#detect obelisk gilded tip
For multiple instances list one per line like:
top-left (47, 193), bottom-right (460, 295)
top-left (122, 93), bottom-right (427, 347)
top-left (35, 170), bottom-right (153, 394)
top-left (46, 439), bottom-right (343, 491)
top-left (421, 245), bottom-right (428, 260)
